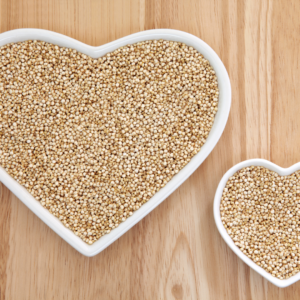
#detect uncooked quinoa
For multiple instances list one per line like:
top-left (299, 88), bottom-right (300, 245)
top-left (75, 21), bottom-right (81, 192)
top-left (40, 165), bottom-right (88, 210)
top-left (220, 166), bottom-right (300, 279)
top-left (0, 40), bottom-right (219, 244)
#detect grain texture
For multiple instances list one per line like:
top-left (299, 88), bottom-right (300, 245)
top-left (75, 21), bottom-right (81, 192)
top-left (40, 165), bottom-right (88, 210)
top-left (1, 0), bottom-right (300, 299)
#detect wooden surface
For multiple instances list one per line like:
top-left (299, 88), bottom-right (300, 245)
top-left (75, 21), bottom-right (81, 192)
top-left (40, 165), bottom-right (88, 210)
top-left (1, 0), bottom-right (300, 299)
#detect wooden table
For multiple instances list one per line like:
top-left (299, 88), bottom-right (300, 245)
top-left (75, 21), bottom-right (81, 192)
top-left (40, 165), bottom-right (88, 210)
top-left (0, 0), bottom-right (300, 299)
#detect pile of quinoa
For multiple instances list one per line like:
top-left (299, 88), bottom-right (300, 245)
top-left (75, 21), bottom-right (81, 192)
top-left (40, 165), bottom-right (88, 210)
top-left (0, 40), bottom-right (218, 244)
top-left (220, 166), bottom-right (300, 279)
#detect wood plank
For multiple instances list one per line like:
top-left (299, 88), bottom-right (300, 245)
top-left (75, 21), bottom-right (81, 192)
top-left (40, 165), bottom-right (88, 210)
top-left (271, 1), bottom-right (300, 168)
top-left (0, 183), bottom-right (11, 300)
top-left (1, 0), bottom-right (300, 299)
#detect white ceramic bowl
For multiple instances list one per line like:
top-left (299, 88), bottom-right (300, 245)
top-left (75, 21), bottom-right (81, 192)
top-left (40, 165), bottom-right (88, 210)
top-left (214, 159), bottom-right (300, 288)
top-left (0, 29), bottom-right (231, 256)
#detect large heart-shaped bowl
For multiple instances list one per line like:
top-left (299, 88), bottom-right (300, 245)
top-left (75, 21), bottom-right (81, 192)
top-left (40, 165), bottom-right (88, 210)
top-left (0, 29), bottom-right (231, 256)
top-left (214, 159), bottom-right (300, 287)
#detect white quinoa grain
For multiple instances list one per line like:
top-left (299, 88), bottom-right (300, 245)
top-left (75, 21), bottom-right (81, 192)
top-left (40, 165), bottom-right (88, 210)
top-left (221, 166), bottom-right (300, 279)
top-left (0, 40), bottom-right (218, 244)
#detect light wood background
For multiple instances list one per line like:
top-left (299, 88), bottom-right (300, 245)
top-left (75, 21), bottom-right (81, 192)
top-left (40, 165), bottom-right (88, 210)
top-left (0, 0), bottom-right (300, 299)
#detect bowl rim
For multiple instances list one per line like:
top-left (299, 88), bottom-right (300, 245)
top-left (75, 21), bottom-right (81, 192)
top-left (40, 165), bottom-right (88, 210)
top-left (214, 158), bottom-right (300, 288)
top-left (0, 28), bottom-right (231, 256)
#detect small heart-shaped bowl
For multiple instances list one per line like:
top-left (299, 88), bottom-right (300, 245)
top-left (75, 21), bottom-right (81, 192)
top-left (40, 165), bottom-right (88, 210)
top-left (0, 29), bottom-right (231, 256)
top-left (214, 159), bottom-right (300, 287)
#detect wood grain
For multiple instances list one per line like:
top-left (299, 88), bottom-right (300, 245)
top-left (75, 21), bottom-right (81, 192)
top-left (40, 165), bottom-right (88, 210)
top-left (1, 0), bottom-right (300, 299)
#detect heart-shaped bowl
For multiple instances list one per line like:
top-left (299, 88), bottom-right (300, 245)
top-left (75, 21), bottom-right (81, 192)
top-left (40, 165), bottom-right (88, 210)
top-left (0, 28), bottom-right (231, 256)
top-left (214, 159), bottom-right (300, 287)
